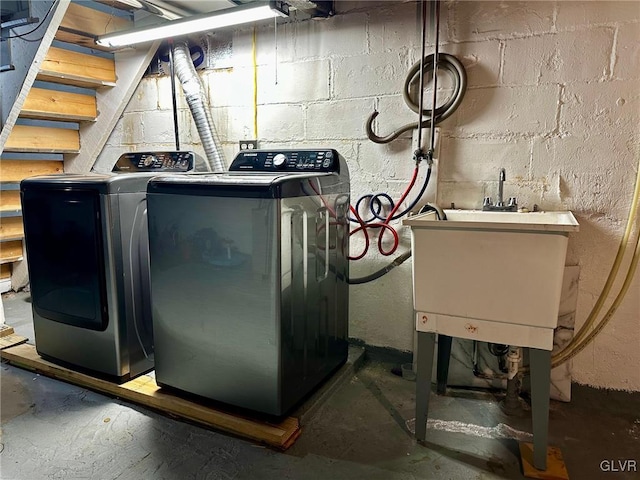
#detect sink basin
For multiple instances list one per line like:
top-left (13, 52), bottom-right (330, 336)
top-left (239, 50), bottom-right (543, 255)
top-left (403, 209), bottom-right (579, 345)
top-left (404, 209), bottom-right (579, 232)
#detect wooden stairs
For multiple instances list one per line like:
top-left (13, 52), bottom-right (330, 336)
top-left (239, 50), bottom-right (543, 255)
top-left (0, 0), bottom-right (158, 291)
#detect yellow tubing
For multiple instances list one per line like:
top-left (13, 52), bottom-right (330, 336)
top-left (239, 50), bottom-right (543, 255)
top-left (551, 230), bottom-right (639, 367)
top-left (252, 27), bottom-right (258, 139)
top-left (566, 160), bottom-right (640, 350)
top-left (519, 158), bottom-right (640, 373)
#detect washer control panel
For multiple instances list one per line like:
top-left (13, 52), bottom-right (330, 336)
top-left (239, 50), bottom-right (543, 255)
top-left (113, 151), bottom-right (195, 172)
top-left (230, 149), bottom-right (339, 173)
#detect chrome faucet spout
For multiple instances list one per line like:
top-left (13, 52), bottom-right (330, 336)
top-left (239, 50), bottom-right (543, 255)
top-left (497, 168), bottom-right (506, 206)
top-left (483, 168), bottom-right (517, 212)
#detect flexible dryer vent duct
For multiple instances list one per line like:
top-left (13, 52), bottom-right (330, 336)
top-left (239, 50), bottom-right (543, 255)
top-left (172, 42), bottom-right (225, 172)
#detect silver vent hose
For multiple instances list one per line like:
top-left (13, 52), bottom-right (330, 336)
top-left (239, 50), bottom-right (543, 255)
top-left (172, 42), bottom-right (225, 172)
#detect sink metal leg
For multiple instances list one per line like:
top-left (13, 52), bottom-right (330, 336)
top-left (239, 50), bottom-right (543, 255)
top-left (436, 334), bottom-right (452, 394)
top-left (530, 347), bottom-right (552, 471)
top-left (415, 331), bottom-right (436, 441)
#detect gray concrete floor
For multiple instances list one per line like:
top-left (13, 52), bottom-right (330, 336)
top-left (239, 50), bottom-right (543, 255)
top-left (1, 290), bottom-right (639, 480)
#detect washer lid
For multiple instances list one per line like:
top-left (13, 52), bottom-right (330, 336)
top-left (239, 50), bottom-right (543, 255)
top-left (147, 171), bottom-right (334, 198)
top-left (20, 172), bottom-right (173, 194)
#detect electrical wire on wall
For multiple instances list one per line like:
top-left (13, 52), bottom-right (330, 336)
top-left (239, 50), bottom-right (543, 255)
top-left (349, 0), bottom-right (464, 284)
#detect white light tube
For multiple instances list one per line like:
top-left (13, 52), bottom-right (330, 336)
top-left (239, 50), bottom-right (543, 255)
top-left (96, 3), bottom-right (287, 48)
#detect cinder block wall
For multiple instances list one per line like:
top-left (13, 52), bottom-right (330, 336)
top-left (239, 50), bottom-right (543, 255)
top-left (99, 1), bottom-right (640, 391)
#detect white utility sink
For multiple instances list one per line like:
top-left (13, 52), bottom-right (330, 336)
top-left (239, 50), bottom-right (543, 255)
top-left (406, 209), bottom-right (580, 471)
top-left (403, 209), bottom-right (579, 349)
top-left (420, 209), bottom-right (579, 232)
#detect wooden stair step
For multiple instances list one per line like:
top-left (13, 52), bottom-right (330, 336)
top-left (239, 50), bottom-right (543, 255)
top-left (0, 241), bottom-right (23, 264)
top-left (0, 160), bottom-right (64, 181)
top-left (38, 47), bottom-right (116, 88)
top-left (56, 3), bottom-right (133, 52)
top-left (0, 190), bottom-right (21, 212)
top-left (0, 264), bottom-right (11, 280)
top-left (21, 87), bottom-right (97, 122)
top-left (0, 217), bottom-right (24, 242)
top-left (4, 125), bottom-right (79, 153)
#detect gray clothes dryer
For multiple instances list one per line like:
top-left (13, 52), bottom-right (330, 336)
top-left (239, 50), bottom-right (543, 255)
top-left (20, 151), bottom-right (194, 381)
top-left (147, 149), bottom-right (350, 416)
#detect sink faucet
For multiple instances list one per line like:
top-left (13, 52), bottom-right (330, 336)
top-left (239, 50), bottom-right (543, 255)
top-left (483, 168), bottom-right (517, 211)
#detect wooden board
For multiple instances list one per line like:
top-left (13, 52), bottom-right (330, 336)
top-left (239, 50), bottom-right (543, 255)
top-left (0, 264), bottom-right (11, 279)
top-left (39, 47), bottom-right (116, 88)
top-left (60, 2), bottom-right (132, 36)
top-left (0, 240), bottom-right (23, 264)
top-left (1, 344), bottom-right (302, 450)
top-left (4, 126), bottom-right (80, 153)
top-left (0, 334), bottom-right (28, 350)
top-left (65, 42), bottom-right (160, 173)
top-left (0, 325), bottom-right (15, 337)
top-left (519, 442), bottom-right (570, 480)
top-left (0, 217), bottom-right (24, 241)
top-left (0, 190), bottom-right (21, 211)
top-left (1, 160), bottom-right (64, 181)
top-left (0, 0), bottom-right (70, 153)
top-left (21, 88), bottom-right (97, 122)
top-left (56, 3), bottom-right (133, 51)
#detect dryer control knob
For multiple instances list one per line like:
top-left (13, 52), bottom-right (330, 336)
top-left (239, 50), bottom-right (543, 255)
top-left (273, 153), bottom-right (287, 168)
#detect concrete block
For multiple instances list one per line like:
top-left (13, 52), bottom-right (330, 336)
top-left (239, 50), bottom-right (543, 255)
top-left (126, 77), bottom-right (158, 112)
top-left (439, 136), bottom-right (531, 182)
top-left (356, 139), bottom-right (415, 181)
top-left (446, 40), bottom-right (501, 87)
top-left (104, 117), bottom-right (124, 146)
top-left (533, 133), bottom-right (638, 184)
top-left (613, 23), bottom-right (640, 81)
top-left (556, 1), bottom-right (640, 30)
top-left (373, 95), bottom-right (420, 142)
top-left (305, 98), bottom-right (374, 140)
top-left (449, 1), bottom-right (554, 42)
top-left (502, 29), bottom-right (614, 85)
top-left (333, 51), bottom-right (412, 99)
top-left (120, 112), bottom-right (145, 145)
top-left (560, 80), bottom-right (639, 137)
top-left (157, 75), bottom-right (188, 111)
top-left (204, 69), bottom-right (238, 107)
top-left (231, 22), bottom-right (295, 67)
top-left (141, 110), bottom-right (178, 144)
top-left (183, 105), bottom-right (229, 144)
top-left (293, 11), bottom-right (368, 60)
top-left (225, 66), bottom-right (255, 107)
top-left (367, 2), bottom-right (439, 54)
top-left (485, 175), bottom-right (560, 212)
top-left (534, 134), bottom-right (638, 217)
top-left (435, 180), bottom-right (485, 210)
top-left (258, 59), bottom-right (331, 104)
top-left (254, 104), bottom-right (304, 142)
top-left (226, 105), bottom-right (255, 142)
top-left (336, 1), bottom-right (394, 15)
top-left (348, 257), bottom-right (415, 351)
top-left (226, 60), bottom-right (331, 107)
top-left (454, 84), bottom-right (558, 136)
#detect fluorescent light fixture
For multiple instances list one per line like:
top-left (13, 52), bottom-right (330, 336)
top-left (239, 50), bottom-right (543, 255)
top-left (96, 1), bottom-right (289, 48)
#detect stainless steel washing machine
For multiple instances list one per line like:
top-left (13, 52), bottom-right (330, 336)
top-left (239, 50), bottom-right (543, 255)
top-left (147, 149), bottom-right (350, 416)
top-left (20, 151), bottom-right (194, 381)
